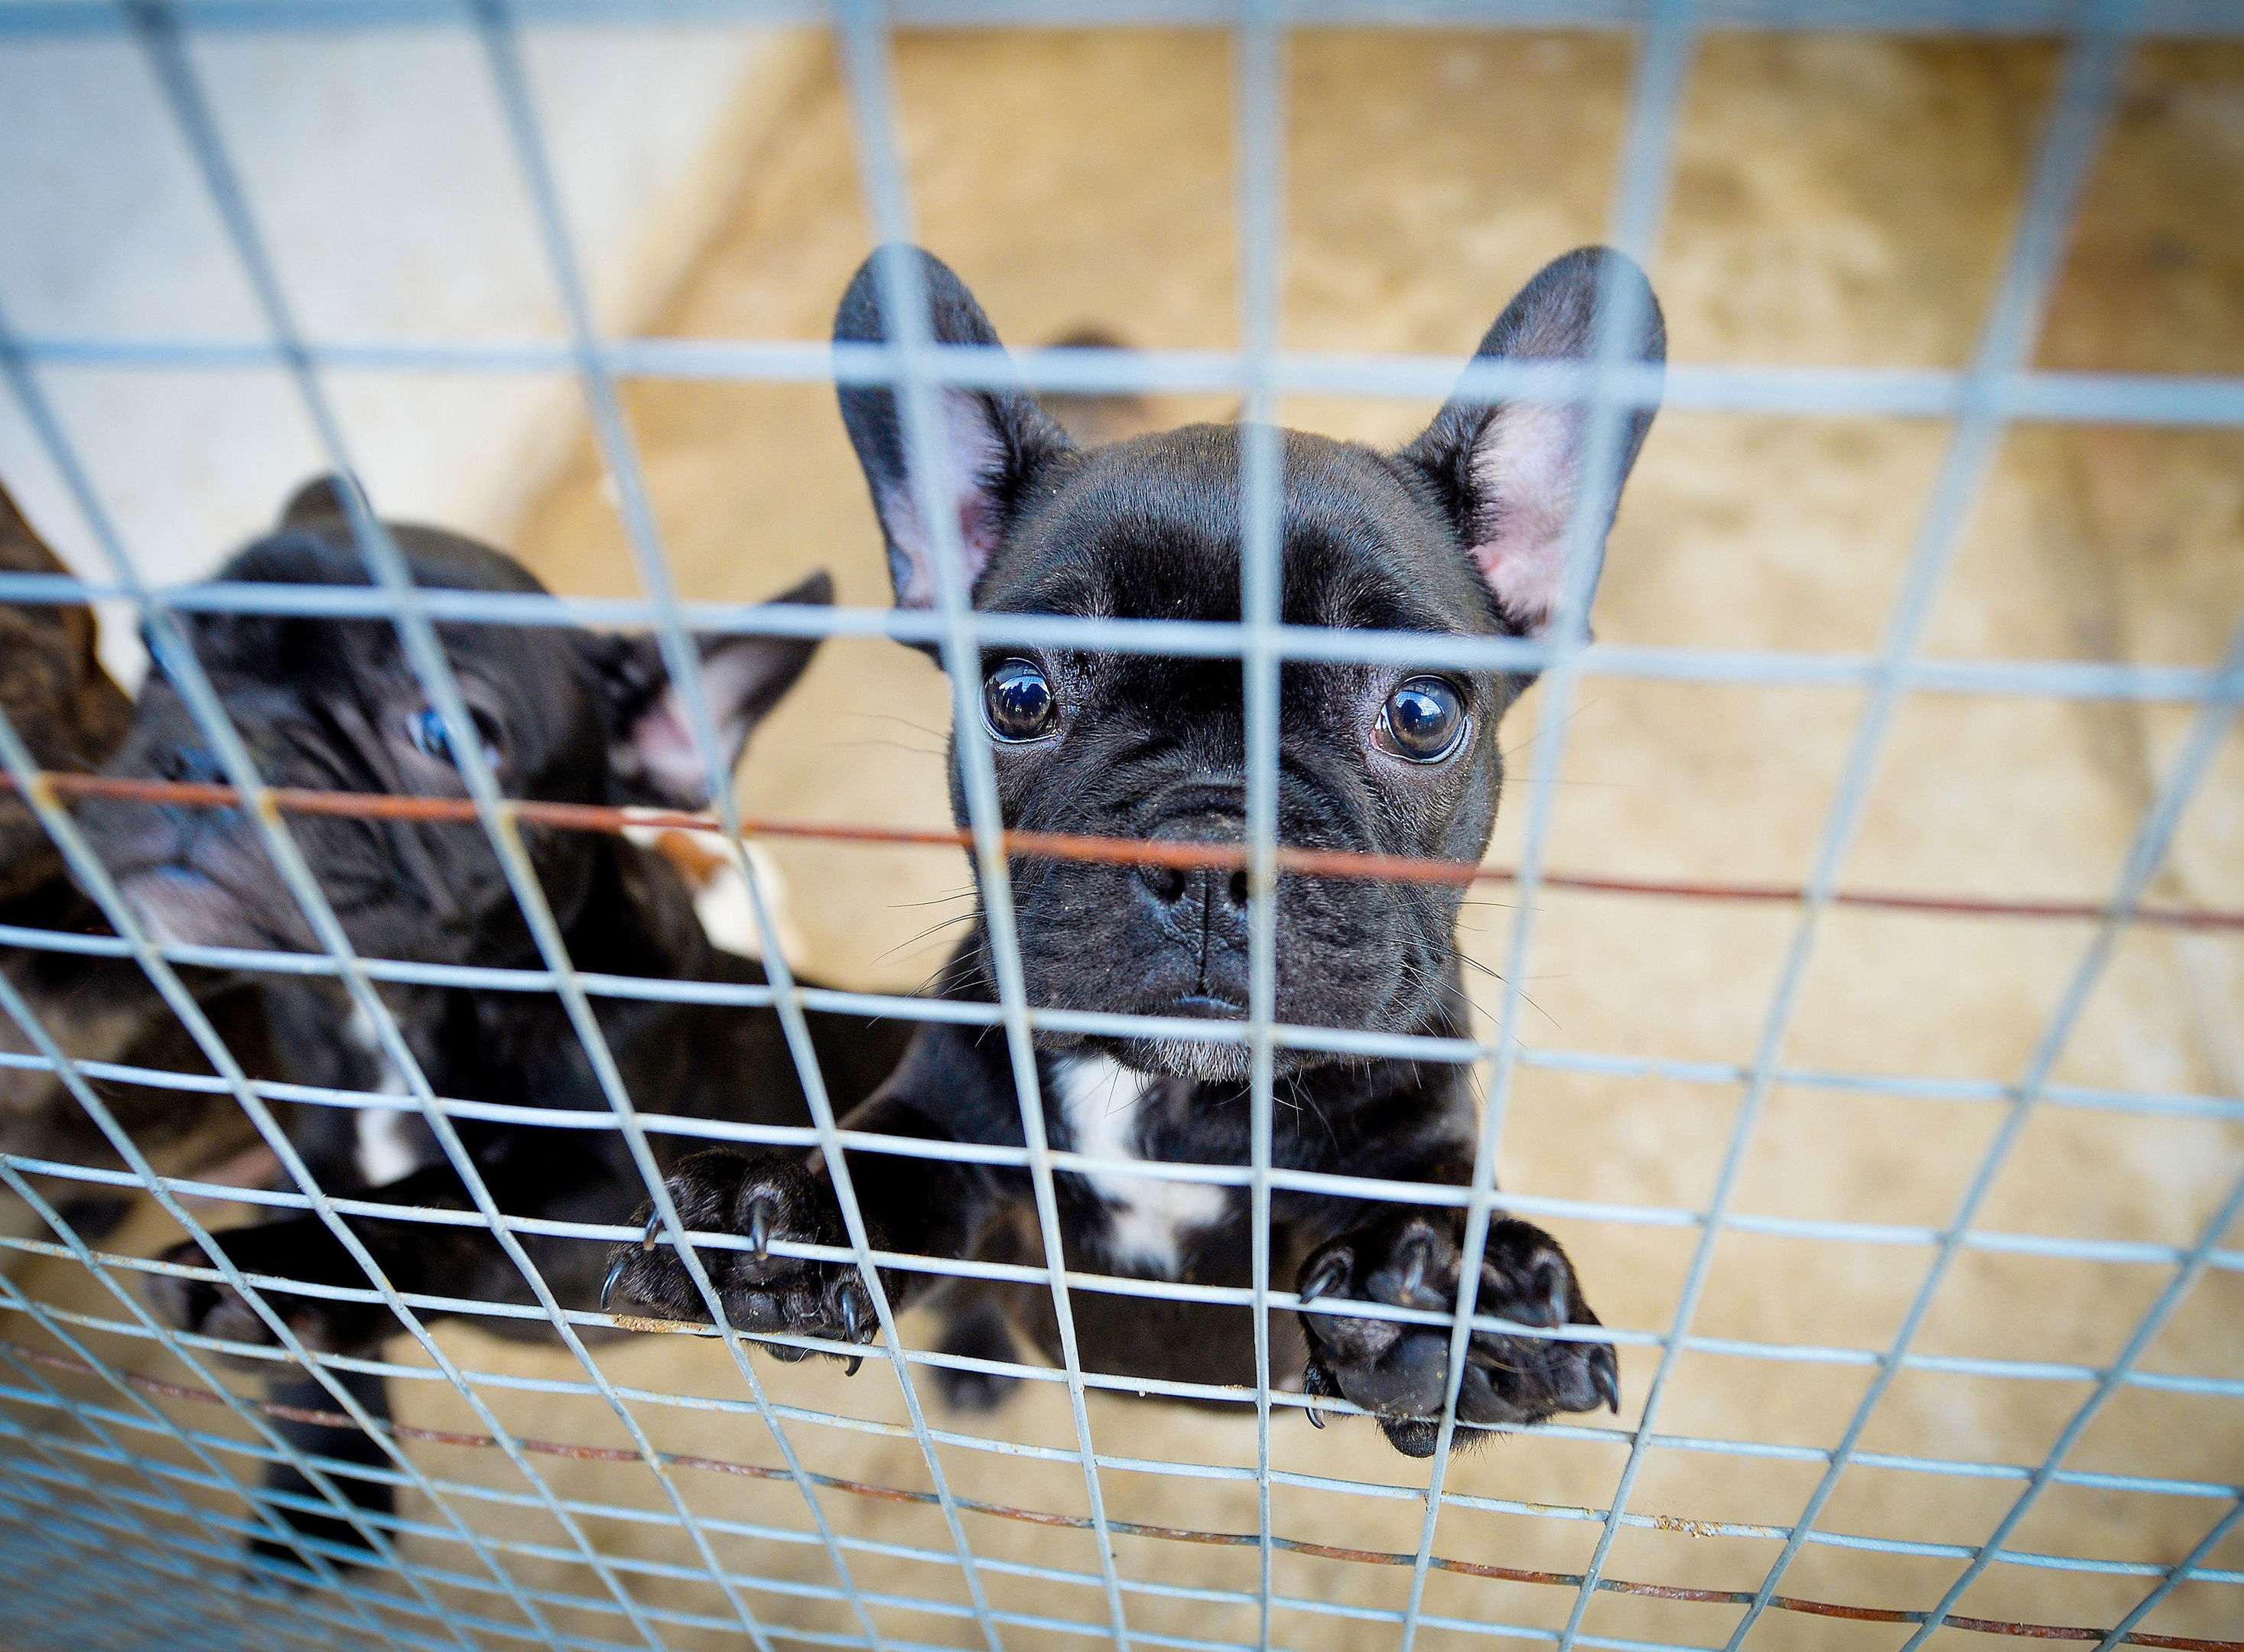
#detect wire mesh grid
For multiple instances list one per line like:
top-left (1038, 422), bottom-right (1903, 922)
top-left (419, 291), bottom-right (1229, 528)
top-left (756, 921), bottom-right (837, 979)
top-left (0, 2), bottom-right (2239, 1650)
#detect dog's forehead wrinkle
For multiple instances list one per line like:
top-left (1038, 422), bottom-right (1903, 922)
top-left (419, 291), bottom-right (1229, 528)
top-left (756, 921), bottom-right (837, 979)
top-left (997, 427), bottom-right (1485, 642)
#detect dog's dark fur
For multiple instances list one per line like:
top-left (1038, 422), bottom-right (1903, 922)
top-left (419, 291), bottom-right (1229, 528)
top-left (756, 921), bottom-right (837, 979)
top-left (0, 485), bottom-right (270, 1229)
top-left (609, 246), bottom-right (1664, 1455)
top-left (76, 480), bottom-right (911, 1561)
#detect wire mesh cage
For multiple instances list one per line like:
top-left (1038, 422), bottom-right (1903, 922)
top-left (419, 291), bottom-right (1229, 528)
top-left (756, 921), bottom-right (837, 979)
top-left (0, 2), bottom-right (2239, 1650)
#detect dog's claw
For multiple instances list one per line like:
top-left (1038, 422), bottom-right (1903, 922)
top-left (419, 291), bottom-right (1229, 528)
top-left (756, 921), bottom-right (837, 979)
top-left (746, 1194), bottom-right (774, 1262)
top-left (1297, 1252), bottom-right (1348, 1306)
top-left (1398, 1234), bottom-right (1429, 1302)
top-left (639, 1211), bottom-right (662, 1254)
top-left (843, 1355), bottom-right (863, 1377)
top-left (1589, 1343), bottom-right (1621, 1415)
top-left (1305, 1400), bottom-right (1325, 1429)
top-left (600, 1251), bottom-right (629, 1312)
top-left (841, 1287), bottom-right (867, 1346)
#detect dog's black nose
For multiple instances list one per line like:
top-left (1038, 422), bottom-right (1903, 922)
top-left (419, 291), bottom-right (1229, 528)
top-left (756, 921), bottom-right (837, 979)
top-left (1134, 862), bottom-right (1250, 947)
top-left (154, 744), bottom-right (228, 786)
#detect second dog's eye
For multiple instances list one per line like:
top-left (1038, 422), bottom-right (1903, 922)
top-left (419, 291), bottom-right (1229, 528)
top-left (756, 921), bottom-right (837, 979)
top-left (407, 707), bottom-right (502, 771)
top-left (984, 659), bottom-right (1058, 742)
top-left (1376, 677), bottom-right (1466, 763)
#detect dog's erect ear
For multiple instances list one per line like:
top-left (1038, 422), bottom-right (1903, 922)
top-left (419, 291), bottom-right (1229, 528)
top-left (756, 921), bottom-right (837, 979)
top-left (597, 570), bottom-right (832, 809)
top-left (834, 246), bottom-right (1071, 623)
top-left (1403, 247), bottom-right (1665, 639)
top-left (278, 473), bottom-right (352, 529)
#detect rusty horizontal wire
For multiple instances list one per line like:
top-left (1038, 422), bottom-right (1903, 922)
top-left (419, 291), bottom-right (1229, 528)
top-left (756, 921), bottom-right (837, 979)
top-left (13, 768), bottom-right (2244, 933)
top-left (5, 1338), bottom-right (2233, 1650)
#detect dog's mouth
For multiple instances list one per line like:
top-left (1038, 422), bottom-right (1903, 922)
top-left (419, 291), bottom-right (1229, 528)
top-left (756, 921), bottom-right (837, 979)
top-left (115, 865), bottom-right (288, 950)
top-left (1169, 993), bottom-right (1246, 1018)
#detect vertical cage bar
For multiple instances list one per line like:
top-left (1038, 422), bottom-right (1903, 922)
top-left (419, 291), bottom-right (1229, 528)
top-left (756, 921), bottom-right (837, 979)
top-left (834, 2), bottom-right (1133, 1645)
top-left (463, 9), bottom-right (897, 1646)
top-left (1901, 1159), bottom-right (2244, 1648)
top-left (120, 5), bottom-right (808, 1643)
top-left (2097, 1497), bottom-right (2244, 1652)
top-left (0, 684), bottom-right (555, 1650)
top-left (0, 1328), bottom-right (320, 1652)
top-left (1720, 9), bottom-right (2146, 1640)
top-left (1396, 4), bottom-right (1696, 1645)
top-left (1234, 2), bottom-right (1286, 1646)
top-left (0, 58), bottom-right (652, 1639)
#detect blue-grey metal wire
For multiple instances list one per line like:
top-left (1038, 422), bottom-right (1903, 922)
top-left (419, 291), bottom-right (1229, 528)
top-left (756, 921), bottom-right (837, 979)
top-left (0, 1307), bottom-right (318, 1652)
top-left (124, 2), bottom-right (908, 1642)
top-left (465, 7), bottom-right (919, 1643)
top-left (2098, 1498), bottom-right (2244, 1652)
top-left (13, 6), bottom-right (739, 1631)
top-left (834, 6), bottom-right (1136, 1648)
top-left (0, 0), bottom-right (2236, 1646)
top-left (0, 1172), bottom-right (442, 1639)
top-left (0, 0), bottom-right (2239, 38)
top-left (0, 967), bottom-right (449, 1618)
top-left (1396, 4), bottom-right (1696, 1645)
top-left (119, 0), bottom-right (750, 1631)
top-left (0, 695), bottom-right (563, 1644)
top-left (1558, 6), bottom-right (2154, 1647)
top-left (1234, 6), bottom-right (1284, 1647)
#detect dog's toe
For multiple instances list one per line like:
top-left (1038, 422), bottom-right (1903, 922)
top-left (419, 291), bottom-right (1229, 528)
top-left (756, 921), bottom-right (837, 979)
top-left (1295, 1212), bottom-right (1616, 1454)
top-left (603, 1150), bottom-right (880, 1367)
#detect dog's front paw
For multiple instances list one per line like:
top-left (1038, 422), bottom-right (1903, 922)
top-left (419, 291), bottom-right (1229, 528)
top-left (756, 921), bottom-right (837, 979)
top-left (602, 1150), bottom-right (879, 1369)
top-left (1296, 1212), bottom-right (1617, 1457)
top-left (144, 1224), bottom-right (391, 1363)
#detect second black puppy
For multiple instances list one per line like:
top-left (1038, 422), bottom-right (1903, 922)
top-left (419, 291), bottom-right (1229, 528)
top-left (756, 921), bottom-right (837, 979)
top-left (77, 480), bottom-right (911, 1558)
top-left (612, 246), bottom-right (1663, 1456)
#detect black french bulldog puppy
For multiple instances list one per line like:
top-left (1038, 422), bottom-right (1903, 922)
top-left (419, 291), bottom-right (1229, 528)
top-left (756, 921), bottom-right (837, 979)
top-left (609, 246), bottom-right (1663, 1456)
top-left (75, 479), bottom-right (911, 1561)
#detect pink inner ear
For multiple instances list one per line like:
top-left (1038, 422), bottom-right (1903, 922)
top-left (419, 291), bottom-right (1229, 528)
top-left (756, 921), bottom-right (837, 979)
top-left (883, 389), bottom-right (1009, 610)
top-left (626, 691), bottom-right (711, 803)
top-left (1467, 400), bottom-right (1582, 639)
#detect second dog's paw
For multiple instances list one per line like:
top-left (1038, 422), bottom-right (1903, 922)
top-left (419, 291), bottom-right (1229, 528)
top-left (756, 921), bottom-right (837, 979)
top-left (931, 1296), bottom-right (1023, 1413)
top-left (602, 1150), bottom-right (879, 1369)
top-left (142, 1226), bottom-right (389, 1362)
top-left (1296, 1212), bottom-right (1617, 1458)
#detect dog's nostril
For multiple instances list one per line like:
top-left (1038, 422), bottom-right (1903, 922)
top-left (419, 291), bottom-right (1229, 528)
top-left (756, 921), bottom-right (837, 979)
top-left (1138, 864), bottom-right (1189, 906)
top-left (157, 746), bottom-right (226, 786)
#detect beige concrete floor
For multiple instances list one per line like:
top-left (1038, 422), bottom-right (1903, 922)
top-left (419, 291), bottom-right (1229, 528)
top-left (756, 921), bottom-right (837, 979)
top-left (15, 28), bottom-right (2244, 1652)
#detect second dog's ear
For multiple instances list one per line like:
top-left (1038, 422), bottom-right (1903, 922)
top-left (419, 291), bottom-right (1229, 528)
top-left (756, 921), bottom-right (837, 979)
top-left (278, 473), bottom-right (352, 528)
top-left (1403, 247), bottom-right (1665, 640)
top-left (596, 570), bottom-right (832, 809)
top-left (834, 246), bottom-right (1070, 628)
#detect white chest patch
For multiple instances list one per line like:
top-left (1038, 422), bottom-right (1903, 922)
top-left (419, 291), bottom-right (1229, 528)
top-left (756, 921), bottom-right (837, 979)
top-left (1053, 1055), bottom-right (1229, 1276)
top-left (345, 1004), bottom-right (423, 1189)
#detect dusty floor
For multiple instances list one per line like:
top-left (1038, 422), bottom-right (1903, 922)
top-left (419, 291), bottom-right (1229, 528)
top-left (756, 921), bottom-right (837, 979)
top-left (15, 27), bottom-right (2244, 1652)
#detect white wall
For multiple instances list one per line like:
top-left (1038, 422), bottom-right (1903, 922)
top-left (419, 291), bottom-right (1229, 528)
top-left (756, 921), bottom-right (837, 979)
top-left (0, 21), bottom-right (815, 687)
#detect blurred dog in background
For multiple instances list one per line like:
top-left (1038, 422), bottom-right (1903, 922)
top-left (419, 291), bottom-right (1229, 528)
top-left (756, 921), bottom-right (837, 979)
top-left (74, 477), bottom-right (914, 1568)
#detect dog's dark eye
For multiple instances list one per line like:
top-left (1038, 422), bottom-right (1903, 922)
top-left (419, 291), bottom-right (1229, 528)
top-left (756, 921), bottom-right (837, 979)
top-left (1377, 678), bottom-right (1466, 763)
top-left (407, 707), bottom-right (502, 771)
top-left (983, 659), bottom-right (1058, 743)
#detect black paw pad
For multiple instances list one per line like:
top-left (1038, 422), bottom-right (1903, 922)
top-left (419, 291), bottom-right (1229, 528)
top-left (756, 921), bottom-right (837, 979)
top-left (1294, 1212), bottom-right (1617, 1455)
top-left (602, 1150), bottom-right (882, 1370)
